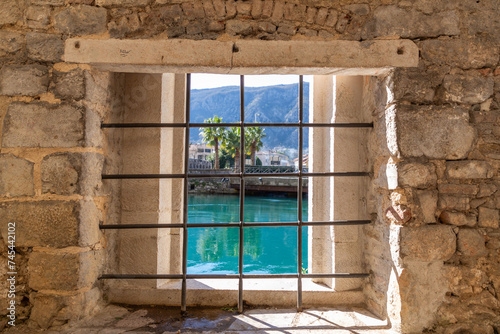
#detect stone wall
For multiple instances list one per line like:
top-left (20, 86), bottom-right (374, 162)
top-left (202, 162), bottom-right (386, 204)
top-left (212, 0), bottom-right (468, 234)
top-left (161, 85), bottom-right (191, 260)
top-left (0, 0), bottom-right (499, 333)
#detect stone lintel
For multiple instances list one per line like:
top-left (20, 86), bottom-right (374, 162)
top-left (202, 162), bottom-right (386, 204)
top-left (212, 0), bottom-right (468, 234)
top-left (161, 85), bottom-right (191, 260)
top-left (64, 39), bottom-right (418, 74)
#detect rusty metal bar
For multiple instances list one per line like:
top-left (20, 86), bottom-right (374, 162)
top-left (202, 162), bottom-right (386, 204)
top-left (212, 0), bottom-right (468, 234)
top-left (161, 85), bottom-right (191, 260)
top-left (102, 122), bottom-right (373, 128)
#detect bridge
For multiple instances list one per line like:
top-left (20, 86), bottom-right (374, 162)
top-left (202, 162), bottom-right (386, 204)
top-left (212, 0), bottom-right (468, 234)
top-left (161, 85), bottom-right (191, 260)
top-left (189, 166), bottom-right (309, 194)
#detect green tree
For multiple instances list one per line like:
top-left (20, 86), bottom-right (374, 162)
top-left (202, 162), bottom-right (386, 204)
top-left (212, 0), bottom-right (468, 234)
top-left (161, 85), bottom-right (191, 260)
top-left (223, 127), bottom-right (242, 169)
top-left (246, 127), bottom-right (266, 165)
top-left (200, 116), bottom-right (225, 169)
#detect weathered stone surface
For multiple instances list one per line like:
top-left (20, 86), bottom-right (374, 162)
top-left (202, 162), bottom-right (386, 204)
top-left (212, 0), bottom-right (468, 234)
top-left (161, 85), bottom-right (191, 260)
top-left (393, 67), bottom-right (444, 103)
top-left (0, 0), bottom-right (23, 25)
top-left (0, 202), bottom-right (79, 248)
top-left (400, 225), bottom-right (456, 261)
top-left (446, 160), bottom-right (495, 179)
top-left (438, 184), bottom-right (479, 196)
top-left (42, 153), bottom-right (104, 196)
top-left (439, 195), bottom-right (470, 211)
top-left (399, 162), bottom-right (437, 189)
top-left (54, 5), bottom-right (107, 35)
top-left (2, 102), bottom-right (84, 148)
top-left (417, 190), bottom-right (438, 223)
top-left (466, 10), bottom-right (500, 43)
top-left (25, 6), bottom-right (51, 29)
top-left (421, 39), bottom-right (499, 69)
top-left (457, 229), bottom-right (487, 256)
top-left (27, 32), bottom-right (64, 62)
top-left (0, 154), bottom-right (34, 197)
top-left (96, 0), bottom-right (150, 6)
top-left (277, 23), bottom-right (296, 36)
top-left (28, 250), bottom-right (101, 291)
top-left (30, 0), bottom-right (64, 5)
top-left (257, 21), bottom-right (276, 33)
top-left (226, 20), bottom-right (253, 35)
top-left (30, 288), bottom-right (101, 330)
top-left (362, 6), bottom-right (459, 39)
top-left (345, 4), bottom-right (370, 16)
top-left (0, 31), bottom-right (24, 57)
top-left (478, 207), bottom-right (499, 228)
top-left (53, 68), bottom-right (85, 100)
top-left (396, 105), bottom-right (475, 160)
top-left (478, 184), bottom-right (497, 198)
top-left (440, 211), bottom-right (476, 226)
top-left (0, 65), bottom-right (48, 96)
top-left (443, 73), bottom-right (494, 104)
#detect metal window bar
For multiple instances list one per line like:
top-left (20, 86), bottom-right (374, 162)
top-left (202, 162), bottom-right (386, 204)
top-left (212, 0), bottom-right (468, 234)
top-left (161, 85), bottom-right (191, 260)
top-left (100, 74), bottom-right (373, 313)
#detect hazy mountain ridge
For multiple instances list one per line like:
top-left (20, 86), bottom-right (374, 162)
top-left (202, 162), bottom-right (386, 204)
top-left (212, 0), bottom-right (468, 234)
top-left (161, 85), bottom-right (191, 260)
top-left (190, 83), bottom-right (310, 149)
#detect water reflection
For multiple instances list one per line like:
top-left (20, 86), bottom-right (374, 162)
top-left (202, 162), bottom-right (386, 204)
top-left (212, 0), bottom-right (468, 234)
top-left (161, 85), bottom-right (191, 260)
top-left (187, 194), bottom-right (308, 274)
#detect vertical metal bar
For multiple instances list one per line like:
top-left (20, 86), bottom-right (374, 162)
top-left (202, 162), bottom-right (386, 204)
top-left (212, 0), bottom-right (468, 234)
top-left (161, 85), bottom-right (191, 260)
top-left (297, 75), bottom-right (304, 312)
top-left (181, 73), bottom-right (191, 312)
top-left (238, 75), bottom-right (245, 313)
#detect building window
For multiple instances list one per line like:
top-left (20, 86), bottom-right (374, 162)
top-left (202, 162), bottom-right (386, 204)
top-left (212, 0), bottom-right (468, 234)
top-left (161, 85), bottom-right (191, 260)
top-left (100, 73), bottom-right (372, 312)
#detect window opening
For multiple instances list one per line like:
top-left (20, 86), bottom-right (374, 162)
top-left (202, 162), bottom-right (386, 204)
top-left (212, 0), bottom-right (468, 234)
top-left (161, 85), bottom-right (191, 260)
top-left (100, 74), bottom-right (372, 313)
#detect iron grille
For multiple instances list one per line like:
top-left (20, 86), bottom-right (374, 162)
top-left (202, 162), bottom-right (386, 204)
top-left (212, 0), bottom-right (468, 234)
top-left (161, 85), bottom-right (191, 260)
top-left (100, 74), bottom-right (372, 313)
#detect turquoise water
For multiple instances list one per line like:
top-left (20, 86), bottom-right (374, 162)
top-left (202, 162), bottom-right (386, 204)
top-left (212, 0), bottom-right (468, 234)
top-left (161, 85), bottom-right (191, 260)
top-left (187, 194), bottom-right (308, 275)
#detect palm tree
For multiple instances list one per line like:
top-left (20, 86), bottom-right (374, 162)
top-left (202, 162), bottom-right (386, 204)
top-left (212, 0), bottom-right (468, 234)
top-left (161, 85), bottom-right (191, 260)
top-left (246, 127), bottom-right (266, 165)
top-left (200, 116), bottom-right (225, 169)
top-left (223, 127), bottom-right (242, 170)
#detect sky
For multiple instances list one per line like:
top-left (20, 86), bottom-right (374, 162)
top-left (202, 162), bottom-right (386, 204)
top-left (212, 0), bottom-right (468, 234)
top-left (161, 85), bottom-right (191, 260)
top-left (191, 73), bottom-right (312, 90)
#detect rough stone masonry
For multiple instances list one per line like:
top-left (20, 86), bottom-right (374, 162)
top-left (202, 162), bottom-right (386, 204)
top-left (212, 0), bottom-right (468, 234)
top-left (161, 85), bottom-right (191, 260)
top-left (0, 0), bottom-right (499, 333)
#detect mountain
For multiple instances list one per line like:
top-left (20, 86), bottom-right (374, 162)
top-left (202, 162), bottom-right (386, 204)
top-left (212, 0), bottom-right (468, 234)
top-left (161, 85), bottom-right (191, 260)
top-left (190, 82), bottom-right (310, 149)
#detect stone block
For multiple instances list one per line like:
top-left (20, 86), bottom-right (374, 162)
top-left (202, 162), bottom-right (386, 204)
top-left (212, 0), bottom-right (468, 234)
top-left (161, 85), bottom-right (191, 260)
top-left (400, 225), bottom-right (456, 261)
top-left (0, 0), bottom-right (23, 25)
top-left (398, 162), bottom-right (437, 189)
top-left (27, 33), bottom-right (64, 63)
top-left (2, 102), bottom-right (84, 148)
top-left (315, 7), bottom-right (328, 25)
top-left (42, 152), bottom-right (104, 196)
top-left (54, 5), bottom-right (107, 35)
top-left (345, 4), bottom-right (370, 16)
top-left (0, 154), bottom-right (34, 197)
top-left (30, 0), bottom-right (64, 5)
top-left (466, 10), bottom-right (500, 43)
top-left (207, 21), bottom-right (224, 32)
top-left (28, 250), bottom-right (101, 291)
top-left (203, 0), bottom-right (217, 17)
top-left (226, 20), bottom-right (253, 35)
top-left (335, 11), bottom-right (349, 32)
top-left (258, 21), bottom-right (276, 33)
top-left (438, 184), bottom-right (479, 196)
top-left (213, 0), bottom-right (225, 17)
top-left (29, 288), bottom-right (101, 329)
top-left (393, 67), bottom-right (445, 103)
top-left (271, 0), bottom-right (284, 22)
top-left (0, 201), bottom-right (99, 248)
top-left (477, 184), bottom-right (497, 198)
top-left (446, 160), bottom-right (494, 179)
top-left (96, 0), bottom-right (150, 6)
top-left (439, 195), bottom-right (470, 211)
top-left (0, 65), bottom-right (48, 96)
top-left (261, 0), bottom-right (273, 18)
top-left (421, 39), bottom-right (499, 69)
top-left (396, 105), bottom-right (475, 160)
top-left (478, 207), bottom-right (499, 228)
top-left (457, 228), bottom-right (487, 256)
top-left (417, 190), bottom-right (438, 224)
top-left (362, 6), bottom-right (459, 39)
top-left (25, 6), bottom-right (51, 28)
top-left (440, 211), bottom-right (476, 226)
top-left (325, 9), bottom-right (338, 27)
top-left (0, 31), bottom-right (24, 57)
top-left (443, 73), bottom-right (494, 104)
top-left (159, 5), bottom-right (182, 22)
top-left (52, 68), bottom-right (85, 100)
top-left (277, 24), bottom-right (296, 36)
top-left (305, 7), bottom-right (316, 24)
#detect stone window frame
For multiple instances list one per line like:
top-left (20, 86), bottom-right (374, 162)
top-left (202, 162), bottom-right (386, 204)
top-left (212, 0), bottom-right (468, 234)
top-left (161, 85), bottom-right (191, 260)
top-left (64, 38), bottom-right (419, 310)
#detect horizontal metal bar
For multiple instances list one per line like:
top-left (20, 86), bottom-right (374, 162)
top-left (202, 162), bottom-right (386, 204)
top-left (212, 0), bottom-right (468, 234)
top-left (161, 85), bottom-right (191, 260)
top-left (101, 122), bottom-right (373, 128)
top-left (99, 273), bottom-right (370, 280)
top-left (99, 220), bottom-right (372, 230)
top-left (102, 172), bottom-right (371, 179)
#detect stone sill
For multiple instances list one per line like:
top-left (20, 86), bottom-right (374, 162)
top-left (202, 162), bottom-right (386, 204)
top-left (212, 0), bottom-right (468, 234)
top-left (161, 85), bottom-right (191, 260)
top-left (107, 278), bottom-right (364, 307)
